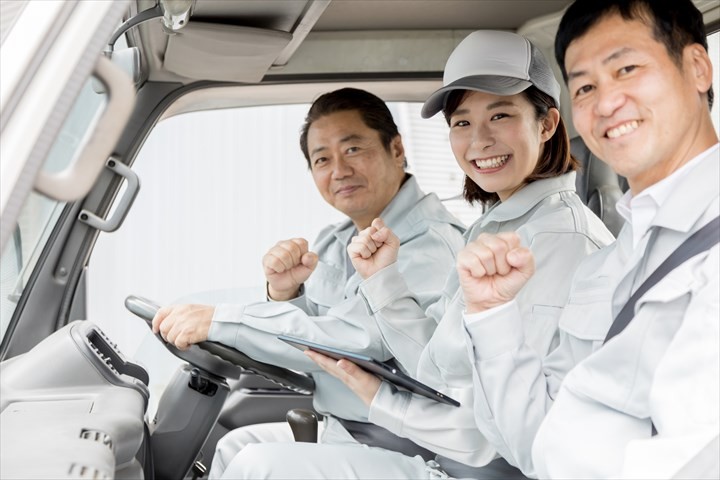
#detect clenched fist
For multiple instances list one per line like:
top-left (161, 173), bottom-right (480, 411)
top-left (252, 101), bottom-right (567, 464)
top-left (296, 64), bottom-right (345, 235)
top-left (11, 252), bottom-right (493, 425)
top-left (263, 238), bottom-right (319, 301)
top-left (347, 218), bottom-right (400, 279)
top-left (457, 232), bottom-right (535, 314)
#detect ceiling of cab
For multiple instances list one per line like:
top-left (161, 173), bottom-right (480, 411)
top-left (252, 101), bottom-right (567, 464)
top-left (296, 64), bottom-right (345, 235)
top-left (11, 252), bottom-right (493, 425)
top-left (313, 1), bottom-right (571, 31)
top-left (130, 0), bottom-right (572, 84)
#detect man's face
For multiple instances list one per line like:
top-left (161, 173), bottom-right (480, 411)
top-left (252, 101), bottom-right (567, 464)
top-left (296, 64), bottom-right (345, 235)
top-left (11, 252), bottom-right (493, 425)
top-left (565, 14), bottom-right (712, 193)
top-left (307, 109), bottom-right (405, 230)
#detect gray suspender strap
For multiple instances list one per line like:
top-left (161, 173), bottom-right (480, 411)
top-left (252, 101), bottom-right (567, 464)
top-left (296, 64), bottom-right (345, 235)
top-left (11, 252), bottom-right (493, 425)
top-left (604, 216), bottom-right (720, 345)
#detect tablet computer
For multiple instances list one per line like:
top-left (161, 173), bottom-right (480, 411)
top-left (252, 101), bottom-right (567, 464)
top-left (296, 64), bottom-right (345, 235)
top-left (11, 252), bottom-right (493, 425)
top-left (278, 334), bottom-right (460, 407)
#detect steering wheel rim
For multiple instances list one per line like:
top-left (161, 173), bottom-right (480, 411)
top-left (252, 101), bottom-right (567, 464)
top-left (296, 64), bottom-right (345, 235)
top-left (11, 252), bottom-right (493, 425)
top-left (125, 295), bottom-right (314, 395)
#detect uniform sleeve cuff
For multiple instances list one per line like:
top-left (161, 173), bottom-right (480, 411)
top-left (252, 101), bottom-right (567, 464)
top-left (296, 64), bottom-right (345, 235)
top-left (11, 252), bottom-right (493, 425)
top-left (367, 381), bottom-right (411, 435)
top-left (463, 300), bottom-right (524, 359)
top-left (358, 263), bottom-right (408, 314)
top-left (207, 303), bottom-right (245, 345)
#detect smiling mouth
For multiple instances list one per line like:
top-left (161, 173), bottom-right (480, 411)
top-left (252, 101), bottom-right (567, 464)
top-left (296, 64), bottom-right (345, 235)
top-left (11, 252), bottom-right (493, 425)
top-left (335, 185), bottom-right (360, 195)
top-left (473, 155), bottom-right (509, 170)
top-left (606, 120), bottom-right (639, 139)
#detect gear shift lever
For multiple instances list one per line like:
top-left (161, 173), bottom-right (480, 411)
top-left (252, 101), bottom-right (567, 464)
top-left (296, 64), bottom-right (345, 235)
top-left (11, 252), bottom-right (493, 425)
top-left (286, 408), bottom-right (318, 442)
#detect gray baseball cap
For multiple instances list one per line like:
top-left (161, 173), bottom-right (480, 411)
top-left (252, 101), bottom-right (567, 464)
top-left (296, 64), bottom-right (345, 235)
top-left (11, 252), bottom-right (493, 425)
top-left (421, 30), bottom-right (561, 118)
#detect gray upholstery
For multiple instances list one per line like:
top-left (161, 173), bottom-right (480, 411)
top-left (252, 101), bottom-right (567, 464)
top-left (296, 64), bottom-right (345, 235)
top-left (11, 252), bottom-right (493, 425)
top-left (571, 136), bottom-right (627, 237)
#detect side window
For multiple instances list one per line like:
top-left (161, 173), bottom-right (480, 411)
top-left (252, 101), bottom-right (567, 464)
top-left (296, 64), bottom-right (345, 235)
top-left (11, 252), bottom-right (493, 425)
top-left (0, 78), bottom-right (108, 342)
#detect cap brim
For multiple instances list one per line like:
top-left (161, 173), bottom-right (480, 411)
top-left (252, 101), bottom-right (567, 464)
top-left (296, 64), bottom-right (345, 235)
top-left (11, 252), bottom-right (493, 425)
top-left (421, 75), bottom-right (533, 118)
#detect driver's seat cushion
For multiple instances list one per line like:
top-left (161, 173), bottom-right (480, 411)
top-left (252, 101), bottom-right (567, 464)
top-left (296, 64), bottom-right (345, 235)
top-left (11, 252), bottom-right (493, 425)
top-left (571, 136), bottom-right (627, 237)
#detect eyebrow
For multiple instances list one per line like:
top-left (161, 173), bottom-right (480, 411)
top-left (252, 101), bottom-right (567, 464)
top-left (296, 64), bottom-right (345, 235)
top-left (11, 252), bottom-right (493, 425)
top-left (310, 145), bottom-right (326, 156)
top-left (310, 133), bottom-right (365, 157)
top-left (567, 46), bottom-right (635, 81)
top-left (451, 100), bottom-right (516, 116)
top-left (486, 100), bottom-right (516, 110)
top-left (339, 134), bottom-right (364, 144)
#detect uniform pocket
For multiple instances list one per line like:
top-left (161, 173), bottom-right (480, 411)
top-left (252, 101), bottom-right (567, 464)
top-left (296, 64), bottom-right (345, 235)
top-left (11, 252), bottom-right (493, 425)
top-left (525, 304), bottom-right (563, 355)
top-left (559, 275), bottom-right (613, 342)
top-left (306, 262), bottom-right (345, 309)
top-left (635, 266), bottom-right (695, 309)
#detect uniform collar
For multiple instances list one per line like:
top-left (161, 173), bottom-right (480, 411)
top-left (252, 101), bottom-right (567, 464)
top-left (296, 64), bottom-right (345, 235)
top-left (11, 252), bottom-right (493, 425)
top-left (652, 143), bottom-right (719, 233)
top-left (478, 172), bottom-right (577, 227)
top-left (330, 174), bottom-right (427, 244)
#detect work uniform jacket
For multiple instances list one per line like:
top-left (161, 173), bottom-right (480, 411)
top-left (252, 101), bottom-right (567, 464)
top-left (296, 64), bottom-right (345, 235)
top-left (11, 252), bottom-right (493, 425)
top-left (465, 145), bottom-right (719, 478)
top-left (358, 173), bottom-right (614, 470)
top-left (208, 175), bottom-right (465, 429)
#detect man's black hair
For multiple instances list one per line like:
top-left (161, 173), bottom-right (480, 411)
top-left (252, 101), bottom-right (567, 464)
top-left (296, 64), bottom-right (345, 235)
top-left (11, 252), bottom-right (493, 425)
top-left (299, 88), bottom-right (401, 168)
top-left (555, 0), bottom-right (713, 109)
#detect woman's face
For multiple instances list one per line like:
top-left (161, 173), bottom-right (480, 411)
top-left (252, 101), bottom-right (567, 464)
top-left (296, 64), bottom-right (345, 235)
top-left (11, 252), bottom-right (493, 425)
top-left (448, 90), bottom-right (558, 202)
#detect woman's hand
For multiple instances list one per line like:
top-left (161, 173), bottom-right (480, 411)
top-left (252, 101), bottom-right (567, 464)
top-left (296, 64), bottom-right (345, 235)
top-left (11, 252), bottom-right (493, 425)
top-left (305, 350), bottom-right (381, 406)
top-left (457, 232), bottom-right (535, 313)
top-left (347, 218), bottom-right (400, 279)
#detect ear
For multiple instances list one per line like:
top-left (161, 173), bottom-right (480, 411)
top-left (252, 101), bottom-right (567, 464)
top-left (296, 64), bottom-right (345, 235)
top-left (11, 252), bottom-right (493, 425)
top-left (391, 134), bottom-right (405, 167)
top-left (684, 43), bottom-right (713, 96)
top-left (539, 108), bottom-right (561, 143)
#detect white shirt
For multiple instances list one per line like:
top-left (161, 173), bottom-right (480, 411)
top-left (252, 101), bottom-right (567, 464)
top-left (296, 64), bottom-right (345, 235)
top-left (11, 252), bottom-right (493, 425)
top-left (464, 144), bottom-right (719, 479)
top-left (616, 144), bottom-right (718, 248)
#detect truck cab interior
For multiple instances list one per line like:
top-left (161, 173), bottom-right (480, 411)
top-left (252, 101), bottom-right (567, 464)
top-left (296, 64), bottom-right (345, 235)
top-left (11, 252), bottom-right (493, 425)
top-left (1, 1), bottom-right (718, 478)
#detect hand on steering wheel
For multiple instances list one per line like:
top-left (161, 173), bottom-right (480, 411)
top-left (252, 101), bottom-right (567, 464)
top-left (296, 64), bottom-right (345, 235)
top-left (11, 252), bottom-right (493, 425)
top-left (125, 295), bottom-right (315, 395)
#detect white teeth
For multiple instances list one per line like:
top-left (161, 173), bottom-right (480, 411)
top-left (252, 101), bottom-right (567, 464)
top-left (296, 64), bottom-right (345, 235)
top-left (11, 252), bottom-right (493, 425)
top-left (474, 155), bottom-right (509, 169)
top-left (606, 120), bottom-right (639, 139)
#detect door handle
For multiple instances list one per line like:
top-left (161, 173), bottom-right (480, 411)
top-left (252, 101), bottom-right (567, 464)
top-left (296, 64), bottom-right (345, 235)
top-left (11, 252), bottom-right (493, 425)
top-left (78, 157), bottom-right (139, 232)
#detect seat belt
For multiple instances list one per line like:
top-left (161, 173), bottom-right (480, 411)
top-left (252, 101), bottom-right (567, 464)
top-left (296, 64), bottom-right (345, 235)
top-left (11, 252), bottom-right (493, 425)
top-left (602, 216), bottom-right (719, 437)
top-left (604, 216), bottom-right (719, 345)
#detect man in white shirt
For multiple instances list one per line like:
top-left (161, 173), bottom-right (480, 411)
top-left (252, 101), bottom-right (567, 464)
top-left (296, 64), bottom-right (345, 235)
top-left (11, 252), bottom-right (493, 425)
top-left (460, 1), bottom-right (719, 478)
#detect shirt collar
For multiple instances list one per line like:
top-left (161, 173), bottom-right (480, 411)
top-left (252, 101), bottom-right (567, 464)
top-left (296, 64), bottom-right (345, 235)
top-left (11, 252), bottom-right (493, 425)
top-left (616, 142), bottom-right (719, 247)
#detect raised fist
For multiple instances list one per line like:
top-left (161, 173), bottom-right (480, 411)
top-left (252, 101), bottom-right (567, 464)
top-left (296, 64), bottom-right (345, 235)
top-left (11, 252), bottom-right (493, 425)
top-left (262, 238), bottom-right (318, 301)
top-left (347, 218), bottom-right (400, 279)
top-left (456, 232), bottom-right (535, 313)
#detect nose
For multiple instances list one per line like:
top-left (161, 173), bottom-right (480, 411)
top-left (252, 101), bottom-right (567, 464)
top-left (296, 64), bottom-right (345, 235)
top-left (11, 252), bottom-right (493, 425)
top-left (468, 123), bottom-right (495, 155)
top-left (593, 82), bottom-right (625, 118)
top-left (331, 156), bottom-right (353, 180)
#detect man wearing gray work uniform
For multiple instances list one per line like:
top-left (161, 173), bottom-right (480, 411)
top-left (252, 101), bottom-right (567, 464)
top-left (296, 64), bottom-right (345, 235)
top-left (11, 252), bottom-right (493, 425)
top-left (152, 88), bottom-right (466, 478)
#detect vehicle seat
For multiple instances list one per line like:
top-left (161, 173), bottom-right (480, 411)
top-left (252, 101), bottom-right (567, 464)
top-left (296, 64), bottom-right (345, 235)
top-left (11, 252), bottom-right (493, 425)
top-left (570, 136), bottom-right (627, 237)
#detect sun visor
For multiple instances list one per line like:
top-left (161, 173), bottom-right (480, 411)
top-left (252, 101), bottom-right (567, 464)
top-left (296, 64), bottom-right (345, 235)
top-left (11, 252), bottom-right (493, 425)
top-left (163, 22), bottom-right (292, 82)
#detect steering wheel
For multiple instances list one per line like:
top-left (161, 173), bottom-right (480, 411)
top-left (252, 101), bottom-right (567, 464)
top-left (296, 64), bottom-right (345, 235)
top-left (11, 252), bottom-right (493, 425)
top-left (125, 295), bottom-right (315, 395)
